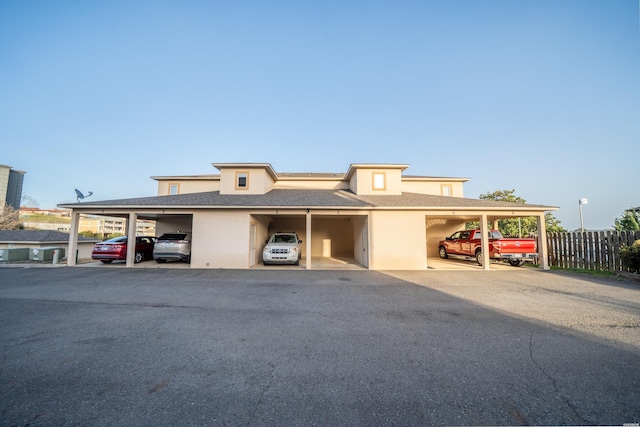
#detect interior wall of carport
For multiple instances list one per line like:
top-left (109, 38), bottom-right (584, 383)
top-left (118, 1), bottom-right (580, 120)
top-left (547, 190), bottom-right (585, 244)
top-left (191, 210), bottom-right (253, 269)
top-left (268, 216), bottom-right (355, 257)
top-left (425, 218), bottom-right (466, 258)
top-left (368, 211), bottom-right (427, 270)
top-left (155, 216), bottom-right (193, 236)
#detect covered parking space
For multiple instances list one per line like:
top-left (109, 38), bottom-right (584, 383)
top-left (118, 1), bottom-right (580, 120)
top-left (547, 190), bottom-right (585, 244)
top-left (250, 210), bottom-right (369, 270)
top-left (61, 190), bottom-right (554, 271)
top-left (65, 208), bottom-right (193, 268)
top-left (424, 209), bottom-right (550, 270)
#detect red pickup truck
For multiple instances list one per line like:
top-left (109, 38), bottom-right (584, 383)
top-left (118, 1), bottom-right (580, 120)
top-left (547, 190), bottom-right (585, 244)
top-left (438, 230), bottom-right (538, 266)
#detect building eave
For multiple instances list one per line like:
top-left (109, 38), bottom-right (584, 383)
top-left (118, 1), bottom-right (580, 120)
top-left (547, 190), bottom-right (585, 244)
top-left (212, 163), bottom-right (279, 180)
top-left (345, 163), bottom-right (410, 180)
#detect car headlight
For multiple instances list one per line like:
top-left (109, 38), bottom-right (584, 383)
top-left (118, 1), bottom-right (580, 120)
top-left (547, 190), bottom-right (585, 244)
top-left (291, 247), bottom-right (298, 253)
top-left (263, 248), bottom-right (271, 254)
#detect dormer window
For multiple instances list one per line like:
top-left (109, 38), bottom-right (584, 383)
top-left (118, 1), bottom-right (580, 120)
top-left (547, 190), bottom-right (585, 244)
top-left (236, 171), bottom-right (249, 190)
top-left (169, 183), bottom-right (180, 195)
top-left (372, 172), bottom-right (386, 191)
top-left (441, 185), bottom-right (452, 197)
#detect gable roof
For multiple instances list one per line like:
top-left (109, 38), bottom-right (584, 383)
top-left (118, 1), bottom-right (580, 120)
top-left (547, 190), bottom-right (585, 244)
top-left (0, 230), bottom-right (99, 243)
top-left (58, 189), bottom-right (556, 211)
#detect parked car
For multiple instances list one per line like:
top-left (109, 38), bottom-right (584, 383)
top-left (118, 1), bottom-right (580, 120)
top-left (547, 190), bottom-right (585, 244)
top-left (153, 232), bottom-right (192, 263)
top-left (438, 229), bottom-right (537, 266)
top-left (91, 236), bottom-right (156, 264)
top-left (263, 232), bottom-right (302, 265)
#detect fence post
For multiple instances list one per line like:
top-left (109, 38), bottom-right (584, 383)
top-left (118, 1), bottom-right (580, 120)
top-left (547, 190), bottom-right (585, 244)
top-left (593, 231), bottom-right (600, 270)
top-left (613, 232), bottom-right (621, 271)
top-left (560, 233), bottom-right (571, 268)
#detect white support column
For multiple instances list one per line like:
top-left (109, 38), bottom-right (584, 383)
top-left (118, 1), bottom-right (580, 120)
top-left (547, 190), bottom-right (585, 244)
top-left (67, 211), bottom-right (80, 266)
top-left (305, 210), bottom-right (312, 270)
top-left (537, 214), bottom-right (550, 270)
top-left (125, 213), bottom-right (137, 267)
top-left (480, 214), bottom-right (490, 270)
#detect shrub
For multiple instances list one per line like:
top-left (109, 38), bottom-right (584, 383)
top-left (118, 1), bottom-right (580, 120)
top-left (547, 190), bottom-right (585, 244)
top-left (619, 240), bottom-right (640, 273)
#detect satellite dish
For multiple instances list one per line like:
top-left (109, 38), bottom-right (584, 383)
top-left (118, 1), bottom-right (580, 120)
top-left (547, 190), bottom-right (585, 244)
top-left (75, 189), bottom-right (94, 202)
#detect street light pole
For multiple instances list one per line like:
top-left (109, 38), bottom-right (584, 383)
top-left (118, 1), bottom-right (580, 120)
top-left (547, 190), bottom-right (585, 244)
top-left (579, 198), bottom-right (588, 232)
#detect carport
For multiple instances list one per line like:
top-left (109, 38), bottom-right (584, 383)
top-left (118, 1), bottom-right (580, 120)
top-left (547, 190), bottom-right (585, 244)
top-left (63, 209), bottom-right (194, 268)
top-left (425, 209), bottom-right (550, 270)
top-left (59, 188), bottom-right (554, 271)
top-left (250, 210), bottom-right (368, 270)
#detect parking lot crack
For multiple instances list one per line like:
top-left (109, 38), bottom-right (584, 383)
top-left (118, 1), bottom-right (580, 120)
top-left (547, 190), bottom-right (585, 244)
top-left (528, 331), bottom-right (590, 425)
top-left (247, 362), bottom-right (276, 427)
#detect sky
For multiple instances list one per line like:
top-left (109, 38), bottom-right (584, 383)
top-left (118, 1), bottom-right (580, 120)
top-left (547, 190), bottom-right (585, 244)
top-left (1, 0), bottom-right (639, 231)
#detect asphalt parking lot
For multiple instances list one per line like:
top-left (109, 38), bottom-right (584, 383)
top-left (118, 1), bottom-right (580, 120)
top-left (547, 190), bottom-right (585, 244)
top-left (1, 267), bottom-right (639, 426)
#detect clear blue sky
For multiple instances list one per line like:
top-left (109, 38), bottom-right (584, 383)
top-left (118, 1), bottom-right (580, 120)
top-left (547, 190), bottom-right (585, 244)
top-left (1, 0), bottom-right (638, 231)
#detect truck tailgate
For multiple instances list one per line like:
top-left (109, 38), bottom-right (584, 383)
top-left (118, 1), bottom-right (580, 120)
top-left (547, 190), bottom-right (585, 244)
top-left (494, 239), bottom-right (537, 254)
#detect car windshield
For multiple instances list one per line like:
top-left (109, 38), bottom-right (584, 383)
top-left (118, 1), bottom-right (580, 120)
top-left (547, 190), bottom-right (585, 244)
top-left (270, 234), bottom-right (296, 243)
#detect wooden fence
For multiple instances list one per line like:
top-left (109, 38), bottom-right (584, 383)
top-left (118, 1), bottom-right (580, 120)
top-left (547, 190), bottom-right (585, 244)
top-left (546, 230), bottom-right (640, 272)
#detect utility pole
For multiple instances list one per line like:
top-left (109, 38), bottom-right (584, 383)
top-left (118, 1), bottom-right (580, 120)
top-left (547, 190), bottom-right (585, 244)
top-left (579, 198), bottom-right (588, 232)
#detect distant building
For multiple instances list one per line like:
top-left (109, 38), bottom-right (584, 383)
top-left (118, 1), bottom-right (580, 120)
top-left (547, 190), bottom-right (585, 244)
top-left (0, 164), bottom-right (26, 209)
top-left (18, 207), bottom-right (156, 238)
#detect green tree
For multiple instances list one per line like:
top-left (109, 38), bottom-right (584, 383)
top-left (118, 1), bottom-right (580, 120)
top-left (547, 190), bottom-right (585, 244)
top-left (619, 239), bottom-right (640, 273)
top-left (466, 189), bottom-right (566, 235)
top-left (613, 208), bottom-right (640, 231)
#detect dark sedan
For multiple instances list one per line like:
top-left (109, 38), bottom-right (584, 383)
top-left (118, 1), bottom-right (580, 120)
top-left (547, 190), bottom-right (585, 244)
top-left (91, 236), bottom-right (156, 263)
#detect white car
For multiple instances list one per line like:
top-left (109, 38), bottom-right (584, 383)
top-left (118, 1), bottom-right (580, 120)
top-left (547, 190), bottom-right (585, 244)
top-left (153, 232), bottom-right (192, 263)
top-left (263, 232), bottom-right (302, 265)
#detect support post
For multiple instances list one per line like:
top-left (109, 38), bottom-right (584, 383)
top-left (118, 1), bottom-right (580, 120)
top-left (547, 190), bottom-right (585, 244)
top-left (125, 213), bottom-right (137, 267)
top-left (67, 211), bottom-right (80, 266)
top-left (480, 215), bottom-right (490, 270)
top-left (306, 210), bottom-right (312, 270)
top-left (537, 214), bottom-right (550, 270)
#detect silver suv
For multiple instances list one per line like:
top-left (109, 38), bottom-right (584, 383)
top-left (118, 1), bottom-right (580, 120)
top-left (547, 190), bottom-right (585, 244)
top-left (153, 232), bottom-right (192, 263)
top-left (263, 232), bottom-right (302, 266)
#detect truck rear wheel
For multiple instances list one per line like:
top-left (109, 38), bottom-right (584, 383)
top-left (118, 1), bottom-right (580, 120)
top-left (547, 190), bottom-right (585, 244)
top-left (438, 246), bottom-right (448, 259)
top-left (509, 259), bottom-right (524, 267)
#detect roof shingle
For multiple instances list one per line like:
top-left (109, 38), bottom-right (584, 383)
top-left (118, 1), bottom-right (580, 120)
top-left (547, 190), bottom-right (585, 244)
top-left (58, 189), bottom-right (553, 210)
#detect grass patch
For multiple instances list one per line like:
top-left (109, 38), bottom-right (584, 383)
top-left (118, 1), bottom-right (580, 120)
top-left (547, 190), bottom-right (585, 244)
top-left (19, 213), bottom-right (71, 223)
top-left (549, 266), bottom-right (617, 278)
top-left (522, 263), bottom-right (617, 278)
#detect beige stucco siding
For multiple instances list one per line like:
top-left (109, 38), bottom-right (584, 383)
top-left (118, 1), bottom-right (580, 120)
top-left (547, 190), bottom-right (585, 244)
top-left (307, 217), bottom-right (354, 257)
top-left (351, 216), bottom-right (368, 268)
top-left (192, 211), bottom-right (251, 268)
top-left (219, 169), bottom-right (274, 195)
top-left (401, 181), bottom-right (465, 197)
top-left (368, 211), bottom-right (427, 270)
top-left (156, 179), bottom-right (220, 196)
top-left (273, 180), bottom-right (349, 190)
top-left (351, 169), bottom-right (403, 195)
top-left (425, 219), bottom-right (465, 258)
top-left (155, 216), bottom-right (193, 237)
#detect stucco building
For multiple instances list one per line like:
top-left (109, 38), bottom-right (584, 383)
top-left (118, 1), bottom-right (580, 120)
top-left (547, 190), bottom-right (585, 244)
top-left (59, 162), bottom-right (557, 270)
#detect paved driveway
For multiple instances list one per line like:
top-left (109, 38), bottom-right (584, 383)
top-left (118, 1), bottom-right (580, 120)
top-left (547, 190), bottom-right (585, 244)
top-left (1, 267), bottom-right (639, 426)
